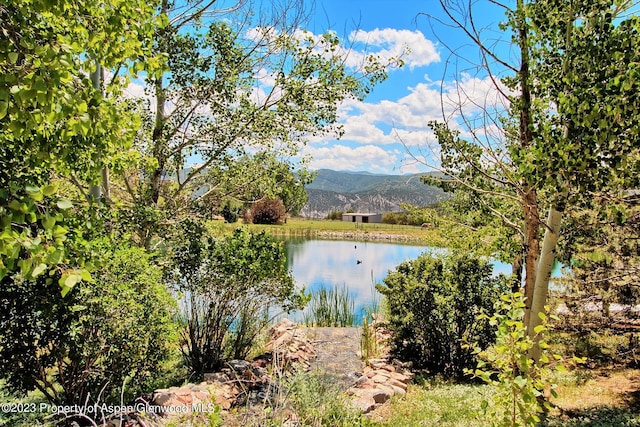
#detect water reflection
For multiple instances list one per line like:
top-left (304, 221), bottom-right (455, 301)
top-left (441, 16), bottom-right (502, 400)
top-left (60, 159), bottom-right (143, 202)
top-left (283, 238), bottom-right (563, 320)
top-left (285, 239), bottom-right (433, 316)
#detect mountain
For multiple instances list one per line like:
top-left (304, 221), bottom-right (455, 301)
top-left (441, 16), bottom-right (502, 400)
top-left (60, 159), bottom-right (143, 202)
top-left (300, 169), bottom-right (448, 218)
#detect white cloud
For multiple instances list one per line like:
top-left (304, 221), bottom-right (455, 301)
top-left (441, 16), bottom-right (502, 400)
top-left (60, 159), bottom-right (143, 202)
top-left (302, 144), bottom-right (398, 173)
top-left (349, 28), bottom-right (440, 69)
top-left (340, 119), bottom-right (395, 145)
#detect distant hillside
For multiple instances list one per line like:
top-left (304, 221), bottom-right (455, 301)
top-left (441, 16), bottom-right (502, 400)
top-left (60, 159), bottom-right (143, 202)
top-left (301, 169), bottom-right (448, 218)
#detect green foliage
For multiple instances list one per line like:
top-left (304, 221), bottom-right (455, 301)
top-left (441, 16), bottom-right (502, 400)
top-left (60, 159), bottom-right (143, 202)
top-left (170, 224), bottom-right (308, 375)
top-left (377, 251), bottom-right (507, 378)
top-left (553, 329), bottom-right (639, 368)
top-left (0, 0), bottom-right (160, 286)
top-left (468, 292), bottom-right (584, 427)
top-left (303, 283), bottom-right (356, 327)
top-left (281, 370), bottom-right (365, 427)
top-left (221, 199), bottom-right (242, 223)
top-left (516, 0), bottom-right (640, 202)
top-left (559, 201), bottom-right (640, 316)
top-left (127, 1), bottom-right (392, 246)
top-left (326, 211), bottom-right (345, 220)
top-left (0, 244), bottom-right (178, 406)
top-left (250, 198), bottom-right (287, 225)
top-left (329, 210), bottom-right (345, 220)
top-left (425, 0), bottom-right (640, 345)
top-left (0, 184), bottom-right (91, 289)
top-left (382, 205), bottom-right (438, 226)
top-left (369, 381), bottom-right (494, 427)
top-left (206, 153), bottom-right (314, 217)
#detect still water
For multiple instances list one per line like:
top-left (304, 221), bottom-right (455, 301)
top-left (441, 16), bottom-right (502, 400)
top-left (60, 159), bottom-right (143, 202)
top-left (285, 238), bottom-right (432, 314)
top-left (283, 238), bottom-right (563, 320)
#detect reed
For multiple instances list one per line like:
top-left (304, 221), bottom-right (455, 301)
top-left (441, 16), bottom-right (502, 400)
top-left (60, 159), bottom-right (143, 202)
top-left (360, 277), bottom-right (382, 360)
top-left (303, 283), bottom-right (356, 327)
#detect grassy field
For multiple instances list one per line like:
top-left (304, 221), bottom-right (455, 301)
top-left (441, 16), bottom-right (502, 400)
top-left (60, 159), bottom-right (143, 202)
top-left (366, 369), bottom-right (640, 427)
top-left (209, 217), bottom-right (452, 247)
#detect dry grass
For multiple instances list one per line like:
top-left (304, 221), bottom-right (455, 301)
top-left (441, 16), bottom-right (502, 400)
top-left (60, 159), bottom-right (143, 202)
top-left (552, 368), bottom-right (640, 411)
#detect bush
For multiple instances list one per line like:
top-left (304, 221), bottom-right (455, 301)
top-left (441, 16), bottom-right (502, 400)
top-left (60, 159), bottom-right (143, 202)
top-left (0, 245), bottom-right (178, 407)
top-left (170, 224), bottom-right (308, 376)
top-left (377, 251), bottom-right (507, 378)
top-left (326, 211), bottom-right (344, 220)
top-left (221, 200), bottom-right (242, 223)
top-left (249, 197), bottom-right (287, 224)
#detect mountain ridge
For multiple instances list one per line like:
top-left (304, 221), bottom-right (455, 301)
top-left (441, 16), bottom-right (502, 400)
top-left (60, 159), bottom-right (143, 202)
top-left (301, 169), bottom-right (447, 218)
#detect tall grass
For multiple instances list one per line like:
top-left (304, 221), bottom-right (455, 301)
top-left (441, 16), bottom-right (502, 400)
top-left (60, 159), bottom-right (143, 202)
top-left (360, 275), bottom-right (382, 360)
top-left (303, 283), bottom-right (356, 327)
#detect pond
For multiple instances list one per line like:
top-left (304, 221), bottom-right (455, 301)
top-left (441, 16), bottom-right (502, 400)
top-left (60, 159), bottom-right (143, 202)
top-left (284, 238), bottom-right (564, 322)
top-left (285, 238), bottom-right (430, 315)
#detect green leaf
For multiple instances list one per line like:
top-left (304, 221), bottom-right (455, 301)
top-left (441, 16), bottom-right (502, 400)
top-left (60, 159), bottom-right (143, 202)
top-left (42, 215), bottom-right (56, 231)
top-left (514, 375), bottom-right (528, 388)
top-left (59, 271), bottom-right (82, 296)
top-left (42, 184), bottom-right (58, 196)
top-left (0, 101), bottom-right (7, 120)
top-left (56, 199), bottom-right (73, 210)
top-left (80, 269), bottom-right (93, 282)
top-left (31, 263), bottom-right (48, 278)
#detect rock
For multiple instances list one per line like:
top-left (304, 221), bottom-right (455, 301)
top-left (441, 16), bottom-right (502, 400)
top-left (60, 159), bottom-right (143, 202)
top-left (387, 377), bottom-right (408, 391)
top-left (352, 394), bottom-right (377, 413)
top-left (152, 390), bottom-right (175, 406)
top-left (371, 373), bottom-right (390, 384)
top-left (376, 383), bottom-right (397, 397)
top-left (204, 372), bottom-right (229, 383)
top-left (389, 371), bottom-right (410, 383)
top-left (371, 389), bottom-right (391, 404)
top-left (387, 384), bottom-right (406, 395)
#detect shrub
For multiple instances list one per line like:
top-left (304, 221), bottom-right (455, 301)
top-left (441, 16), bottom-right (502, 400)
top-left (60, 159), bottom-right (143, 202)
top-left (468, 292), bottom-right (583, 427)
top-left (170, 224), bottom-right (308, 376)
top-left (377, 251), bottom-right (507, 378)
top-left (221, 200), bottom-right (242, 223)
top-left (326, 211), bottom-right (344, 220)
top-left (0, 245), bottom-right (178, 407)
top-left (249, 197), bottom-right (286, 224)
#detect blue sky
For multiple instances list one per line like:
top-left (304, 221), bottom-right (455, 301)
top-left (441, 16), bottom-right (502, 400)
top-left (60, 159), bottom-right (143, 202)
top-left (297, 0), bottom-right (509, 174)
top-left (123, 0), bottom-right (510, 175)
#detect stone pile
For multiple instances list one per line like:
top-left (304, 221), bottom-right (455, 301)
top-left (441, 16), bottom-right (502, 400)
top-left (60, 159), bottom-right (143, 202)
top-left (141, 319), bottom-right (316, 425)
top-left (152, 359), bottom-right (269, 411)
top-left (113, 318), bottom-right (408, 425)
top-left (347, 358), bottom-right (413, 413)
top-left (262, 317), bottom-right (317, 370)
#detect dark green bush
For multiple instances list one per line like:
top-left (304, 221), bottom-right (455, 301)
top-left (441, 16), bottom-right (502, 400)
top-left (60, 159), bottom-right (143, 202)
top-left (326, 211), bottom-right (344, 220)
top-left (250, 197), bottom-right (287, 224)
top-left (0, 245), bottom-right (178, 406)
top-left (221, 200), bottom-right (241, 223)
top-left (377, 251), bottom-right (507, 378)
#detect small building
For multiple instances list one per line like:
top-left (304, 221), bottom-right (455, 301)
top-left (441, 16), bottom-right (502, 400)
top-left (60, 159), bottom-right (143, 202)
top-left (342, 212), bottom-right (382, 223)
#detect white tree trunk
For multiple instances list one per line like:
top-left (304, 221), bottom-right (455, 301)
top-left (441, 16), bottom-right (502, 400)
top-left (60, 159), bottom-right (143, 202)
top-left (527, 204), bottom-right (563, 361)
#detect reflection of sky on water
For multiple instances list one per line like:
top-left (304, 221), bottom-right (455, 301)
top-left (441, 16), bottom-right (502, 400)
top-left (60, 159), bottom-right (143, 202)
top-left (284, 239), bottom-right (565, 322)
top-left (285, 239), bottom-right (432, 312)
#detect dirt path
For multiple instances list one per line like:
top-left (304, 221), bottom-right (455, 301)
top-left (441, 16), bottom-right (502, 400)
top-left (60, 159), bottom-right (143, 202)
top-left (303, 327), bottom-right (365, 389)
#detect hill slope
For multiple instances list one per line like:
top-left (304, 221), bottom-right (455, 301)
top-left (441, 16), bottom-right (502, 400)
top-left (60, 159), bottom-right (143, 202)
top-left (301, 169), bottom-right (447, 218)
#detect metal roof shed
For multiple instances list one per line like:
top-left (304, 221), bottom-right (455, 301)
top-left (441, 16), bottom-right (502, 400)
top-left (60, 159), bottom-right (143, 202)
top-left (341, 213), bottom-right (382, 223)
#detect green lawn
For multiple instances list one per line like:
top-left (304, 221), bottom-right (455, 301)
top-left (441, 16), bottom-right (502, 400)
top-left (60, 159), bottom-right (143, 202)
top-left (209, 217), bottom-right (450, 246)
